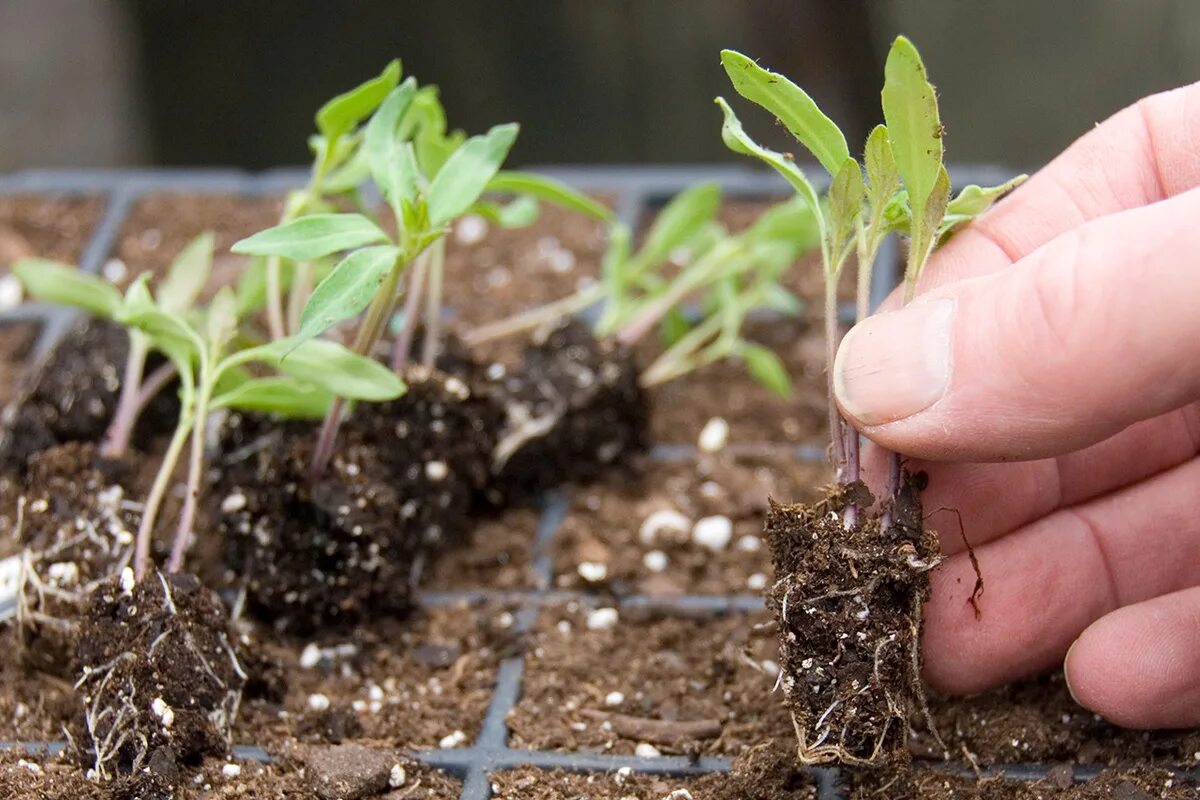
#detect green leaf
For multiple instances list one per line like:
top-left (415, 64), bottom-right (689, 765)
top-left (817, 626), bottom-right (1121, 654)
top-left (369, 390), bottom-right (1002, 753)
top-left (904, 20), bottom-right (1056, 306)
top-left (12, 260), bottom-right (121, 318)
top-left (231, 214), bottom-right (389, 261)
top-left (715, 98), bottom-right (823, 221)
top-left (117, 283), bottom-right (204, 372)
top-left (720, 50), bottom-right (849, 176)
top-left (632, 183), bottom-right (721, 276)
top-left (741, 342), bottom-right (791, 396)
top-left (659, 307), bottom-right (691, 348)
top-left (316, 59), bottom-right (402, 143)
top-left (741, 196), bottom-right (821, 255)
top-left (157, 232), bottom-right (213, 313)
top-left (206, 287), bottom-right (239, 352)
top-left (881, 36), bottom-right (943, 216)
top-left (943, 175), bottom-right (1028, 223)
top-left (487, 171), bottom-right (615, 221)
top-left (212, 376), bottom-right (334, 419)
top-left (297, 245), bottom-right (402, 344)
top-left (364, 79), bottom-right (421, 210)
top-left (828, 157), bottom-right (865, 258)
top-left (232, 338), bottom-right (405, 402)
top-left (923, 165), bottom-right (953, 243)
top-left (473, 195), bottom-right (540, 229)
top-left (864, 124), bottom-right (900, 214)
top-left (322, 140), bottom-right (373, 194)
top-left (758, 283), bottom-right (804, 316)
top-left (427, 123), bottom-right (520, 226)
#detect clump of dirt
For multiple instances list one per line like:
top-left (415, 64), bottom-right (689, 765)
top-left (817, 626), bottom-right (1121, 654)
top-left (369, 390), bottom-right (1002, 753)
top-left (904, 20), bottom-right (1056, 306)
top-left (845, 765), bottom-right (1196, 799)
top-left (765, 472), bottom-right (941, 767)
top-left (74, 571), bottom-right (247, 790)
top-left (10, 442), bottom-right (140, 677)
top-left (216, 367), bottom-right (499, 632)
top-left (692, 741), bottom-right (821, 799)
top-left (482, 319), bottom-right (648, 505)
top-left (0, 319), bottom-right (177, 471)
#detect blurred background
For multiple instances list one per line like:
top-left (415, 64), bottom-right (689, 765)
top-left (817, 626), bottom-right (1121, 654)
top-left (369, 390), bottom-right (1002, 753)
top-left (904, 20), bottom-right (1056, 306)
top-left (2, 0), bottom-right (1197, 174)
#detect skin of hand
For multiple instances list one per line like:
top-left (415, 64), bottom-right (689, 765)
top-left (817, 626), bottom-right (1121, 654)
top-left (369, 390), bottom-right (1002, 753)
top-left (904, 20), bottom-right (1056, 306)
top-left (832, 82), bottom-right (1200, 730)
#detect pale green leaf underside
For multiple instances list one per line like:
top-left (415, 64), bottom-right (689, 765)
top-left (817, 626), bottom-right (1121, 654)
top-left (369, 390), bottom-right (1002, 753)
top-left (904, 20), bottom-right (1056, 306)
top-left (297, 245), bottom-right (402, 344)
top-left (486, 171), bottom-right (615, 222)
top-left (157, 231), bottom-right (214, 314)
top-left (233, 338), bottom-right (405, 402)
top-left (212, 376), bottom-right (335, 419)
top-left (12, 260), bottom-right (122, 318)
top-left (231, 214), bottom-right (389, 261)
top-left (427, 122), bottom-right (520, 226)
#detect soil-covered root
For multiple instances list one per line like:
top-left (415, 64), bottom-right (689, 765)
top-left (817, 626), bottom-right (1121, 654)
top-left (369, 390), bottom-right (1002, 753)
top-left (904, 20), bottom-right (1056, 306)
top-left (11, 441), bottom-right (141, 677)
top-left (216, 366), bottom-right (500, 633)
top-left (74, 570), bottom-right (247, 791)
top-left (482, 319), bottom-right (648, 505)
top-left (765, 474), bottom-right (941, 767)
top-left (0, 319), bottom-right (177, 472)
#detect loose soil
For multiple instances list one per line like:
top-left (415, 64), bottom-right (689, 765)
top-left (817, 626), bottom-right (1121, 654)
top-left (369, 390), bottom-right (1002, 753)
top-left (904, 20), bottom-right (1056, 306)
top-left (508, 604), bottom-right (791, 757)
top-left (553, 454), bottom-right (830, 596)
top-left (643, 315), bottom-right (830, 446)
top-left (765, 473), bottom-right (940, 767)
top-left (113, 194), bottom-right (284, 294)
top-left (845, 766), bottom-right (1196, 799)
top-left (419, 506), bottom-right (538, 592)
top-left (0, 322), bottom-right (40, 410)
top-left (232, 601), bottom-right (514, 752)
top-left (0, 194), bottom-right (105, 274)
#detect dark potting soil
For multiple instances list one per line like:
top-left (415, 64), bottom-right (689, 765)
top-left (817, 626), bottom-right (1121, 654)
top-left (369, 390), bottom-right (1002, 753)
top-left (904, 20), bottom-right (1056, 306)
top-left (0, 322), bottom-right (40, 410)
top-left (480, 319), bottom-right (648, 507)
top-left (0, 194), bottom-right (105, 273)
top-left (492, 743), bottom-right (821, 800)
top-left (0, 318), bottom-right (179, 472)
top-left (419, 506), bottom-right (538, 591)
top-left (508, 604), bottom-right (791, 757)
top-left (113, 194), bottom-right (284, 294)
top-left (75, 571), bottom-right (247, 790)
top-left (215, 366), bottom-right (500, 633)
top-left (845, 766), bottom-right (1196, 800)
top-left (553, 454), bottom-right (830, 597)
top-left (765, 473), bottom-right (941, 768)
top-left (643, 316), bottom-right (830, 446)
top-left (232, 601), bottom-right (514, 752)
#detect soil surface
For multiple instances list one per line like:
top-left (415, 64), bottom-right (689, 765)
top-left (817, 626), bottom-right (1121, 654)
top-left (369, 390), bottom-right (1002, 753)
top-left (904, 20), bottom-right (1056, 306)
top-left (508, 604), bottom-right (791, 757)
top-left (0, 194), bottom-right (104, 274)
top-left (0, 323), bottom-right (40, 409)
top-left (846, 766), bottom-right (1196, 799)
top-left (420, 506), bottom-right (538, 591)
top-left (766, 473), bottom-right (940, 767)
top-left (643, 316), bottom-right (830, 446)
top-left (233, 601), bottom-right (513, 752)
top-left (554, 454), bottom-right (829, 596)
top-left (113, 194), bottom-right (284, 295)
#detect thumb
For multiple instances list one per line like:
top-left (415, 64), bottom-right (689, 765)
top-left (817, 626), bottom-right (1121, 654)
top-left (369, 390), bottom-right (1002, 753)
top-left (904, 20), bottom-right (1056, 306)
top-left (834, 185), bottom-right (1200, 461)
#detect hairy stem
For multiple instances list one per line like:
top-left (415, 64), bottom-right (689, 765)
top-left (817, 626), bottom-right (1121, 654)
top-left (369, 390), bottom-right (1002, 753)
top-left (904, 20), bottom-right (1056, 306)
top-left (310, 256), bottom-right (407, 478)
top-left (133, 418), bottom-right (192, 579)
top-left (101, 334), bottom-right (150, 459)
top-left (167, 375), bottom-right (212, 574)
top-left (824, 280), bottom-right (848, 481)
top-left (391, 249), bottom-right (429, 372)
top-left (420, 239), bottom-right (446, 370)
top-left (463, 285), bottom-right (604, 347)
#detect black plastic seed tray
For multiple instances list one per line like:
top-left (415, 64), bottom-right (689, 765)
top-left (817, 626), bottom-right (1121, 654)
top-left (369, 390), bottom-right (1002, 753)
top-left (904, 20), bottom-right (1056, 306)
top-left (0, 164), bottom-right (1094, 800)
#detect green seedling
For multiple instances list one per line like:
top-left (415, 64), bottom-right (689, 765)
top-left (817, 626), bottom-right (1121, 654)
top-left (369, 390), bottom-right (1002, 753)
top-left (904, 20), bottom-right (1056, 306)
top-left (14, 257), bottom-right (403, 580)
top-left (465, 182), bottom-right (819, 396)
top-left (235, 67), bottom-right (611, 479)
top-left (718, 40), bottom-right (1026, 526)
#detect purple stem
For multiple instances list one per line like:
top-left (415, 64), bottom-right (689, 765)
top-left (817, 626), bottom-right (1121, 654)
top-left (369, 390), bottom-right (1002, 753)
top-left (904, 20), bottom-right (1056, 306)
top-left (391, 251), bottom-right (428, 372)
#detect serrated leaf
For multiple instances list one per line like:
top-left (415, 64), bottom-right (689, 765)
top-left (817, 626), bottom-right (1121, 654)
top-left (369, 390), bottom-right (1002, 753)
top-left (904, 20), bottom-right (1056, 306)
top-left (231, 214), bottom-right (389, 261)
top-left (882, 36), bottom-right (943, 216)
top-left (157, 232), bottom-right (213, 313)
top-left (296, 245), bottom-right (402, 344)
top-left (316, 59), bottom-right (402, 143)
top-left (486, 171), bottom-right (615, 221)
top-left (632, 183), bottom-right (721, 277)
top-left (211, 376), bottom-right (335, 419)
top-left (715, 98), bottom-right (823, 221)
top-left (720, 50), bottom-right (849, 176)
top-left (232, 338), bottom-right (405, 402)
top-left (427, 123), bottom-right (520, 226)
top-left (365, 79), bottom-right (421, 210)
top-left (12, 260), bottom-right (121, 318)
top-left (864, 124), bottom-right (900, 213)
top-left (742, 342), bottom-right (791, 396)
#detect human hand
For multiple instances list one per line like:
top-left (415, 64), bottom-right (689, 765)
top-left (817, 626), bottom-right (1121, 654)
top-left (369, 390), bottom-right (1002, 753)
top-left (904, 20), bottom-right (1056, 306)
top-left (832, 83), bottom-right (1200, 729)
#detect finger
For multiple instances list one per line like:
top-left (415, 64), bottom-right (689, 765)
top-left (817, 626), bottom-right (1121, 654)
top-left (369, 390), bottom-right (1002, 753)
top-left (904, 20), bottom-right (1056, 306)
top-left (922, 455), bottom-right (1200, 694)
top-left (836, 185), bottom-right (1200, 462)
top-left (856, 403), bottom-right (1200, 555)
top-left (1065, 587), bottom-right (1200, 729)
top-left (879, 80), bottom-right (1200, 309)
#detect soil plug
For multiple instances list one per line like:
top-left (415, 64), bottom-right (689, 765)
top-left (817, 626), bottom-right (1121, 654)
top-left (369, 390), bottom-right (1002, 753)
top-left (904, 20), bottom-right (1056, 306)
top-left (718, 38), bottom-right (1024, 766)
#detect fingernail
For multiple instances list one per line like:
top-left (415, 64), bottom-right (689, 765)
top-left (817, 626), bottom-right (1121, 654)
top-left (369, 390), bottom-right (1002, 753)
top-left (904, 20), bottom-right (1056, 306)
top-left (834, 297), bottom-right (955, 425)
top-left (1063, 639), bottom-right (1082, 706)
